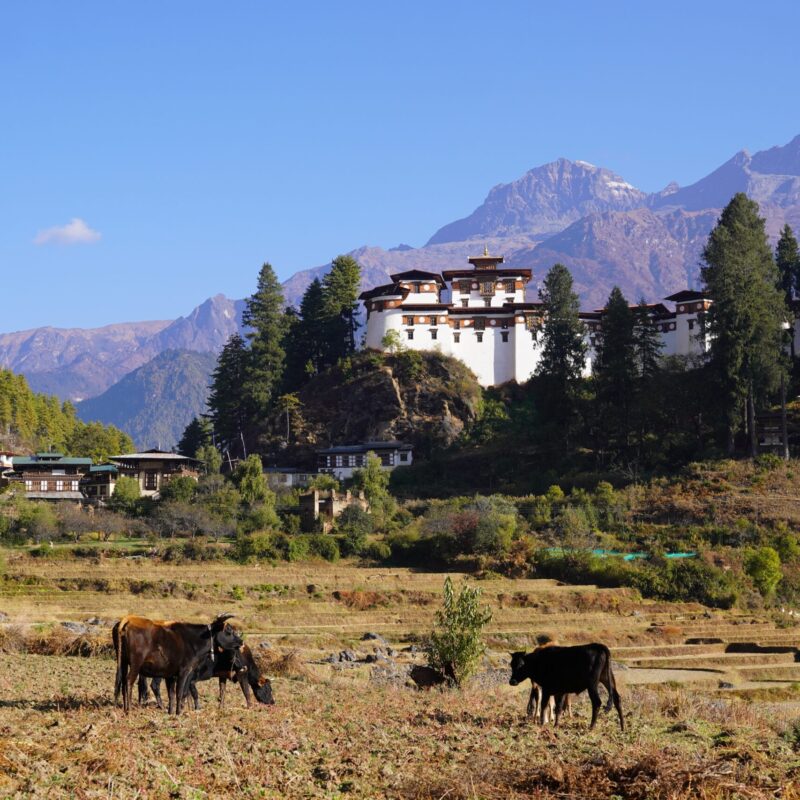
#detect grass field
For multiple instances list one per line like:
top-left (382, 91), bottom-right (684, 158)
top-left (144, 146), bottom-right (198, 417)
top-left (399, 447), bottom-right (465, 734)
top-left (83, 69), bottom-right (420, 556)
top-left (2, 551), bottom-right (800, 797)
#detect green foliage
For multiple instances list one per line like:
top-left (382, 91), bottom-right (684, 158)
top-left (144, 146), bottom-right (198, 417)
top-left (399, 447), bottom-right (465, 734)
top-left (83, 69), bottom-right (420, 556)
top-left (177, 416), bottom-right (212, 458)
top-left (776, 533), bottom-right (800, 563)
top-left (196, 443), bottom-right (222, 475)
top-left (206, 333), bottom-right (251, 459)
top-left (284, 277), bottom-right (328, 387)
top-left (362, 540), bottom-right (391, 561)
top-left (351, 452), bottom-right (396, 527)
top-left (701, 193), bottom-right (789, 454)
top-left (745, 546), bottom-right (782, 597)
top-left (286, 535), bottom-right (310, 561)
top-left (159, 476), bottom-right (197, 504)
top-left (307, 473), bottom-right (340, 492)
top-left (393, 349), bottom-right (424, 382)
top-left (233, 455), bottom-right (273, 507)
top-left (232, 531), bottom-right (287, 563)
top-left (322, 255), bottom-right (362, 364)
top-left (108, 476), bottom-right (141, 514)
top-left (336, 505), bottom-right (374, 556)
top-left (380, 329), bottom-right (404, 353)
top-left (776, 224), bottom-right (800, 309)
top-left (307, 534), bottom-right (340, 562)
top-left (425, 576), bottom-right (492, 687)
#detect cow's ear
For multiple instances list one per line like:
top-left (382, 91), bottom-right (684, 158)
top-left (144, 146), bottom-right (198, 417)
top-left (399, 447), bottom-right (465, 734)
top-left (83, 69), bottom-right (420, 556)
top-left (257, 676), bottom-right (266, 686)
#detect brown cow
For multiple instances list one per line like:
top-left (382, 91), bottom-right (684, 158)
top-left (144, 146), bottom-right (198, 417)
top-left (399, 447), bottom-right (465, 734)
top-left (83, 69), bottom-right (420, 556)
top-left (115, 614), bottom-right (242, 715)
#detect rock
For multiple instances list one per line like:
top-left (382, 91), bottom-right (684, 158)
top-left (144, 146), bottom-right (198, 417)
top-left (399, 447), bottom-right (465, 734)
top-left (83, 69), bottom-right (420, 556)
top-left (361, 632), bottom-right (387, 644)
top-left (323, 654), bottom-right (337, 664)
top-left (306, 584), bottom-right (317, 594)
top-left (257, 640), bottom-right (273, 649)
top-left (338, 650), bottom-right (358, 662)
top-left (611, 660), bottom-right (629, 671)
top-left (718, 681), bottom-right (734, 689)
top-left (387, 647), bottom-right (397, 658)
top-left (61, 622), bottom-right (91, 635)
top-left (0, 612), bottom-right (8, 622)
top-left (401, 645), bottom-right (419, 654)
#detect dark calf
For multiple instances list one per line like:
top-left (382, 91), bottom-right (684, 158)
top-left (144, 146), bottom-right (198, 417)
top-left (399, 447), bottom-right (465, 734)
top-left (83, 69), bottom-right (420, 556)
top-left (146, 644), bottom-right (275, 709)
top-left (509, 643), bottom-right (623, 730)
top-left (409, 663), bottom-right (456, 689)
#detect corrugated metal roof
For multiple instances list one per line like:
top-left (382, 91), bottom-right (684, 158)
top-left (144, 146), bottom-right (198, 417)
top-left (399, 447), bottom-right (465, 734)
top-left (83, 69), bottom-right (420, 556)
top-left (13, 456), bottom-right (92, 467)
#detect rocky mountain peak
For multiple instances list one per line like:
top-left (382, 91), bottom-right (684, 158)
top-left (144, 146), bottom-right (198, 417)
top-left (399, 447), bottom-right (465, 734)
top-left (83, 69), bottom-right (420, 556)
top-left (426, 158), bottom-right (646, 245)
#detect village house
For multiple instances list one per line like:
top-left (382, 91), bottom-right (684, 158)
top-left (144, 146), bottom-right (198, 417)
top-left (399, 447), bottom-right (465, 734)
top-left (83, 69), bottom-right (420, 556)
top-left (108, 449), bottom-right (201, 498)
top-left (9, 452), bottom-right (91, 501)
top-left (80, 464), bottom-right (119, 503)
top-left (316, 441), bottom-right (413, 481)
top-left (361, 250), bottom-right (716, 387)
top-left (264, 467), bottom-right (315, 491)
top-left (298, 488), bottom-right (369, 533)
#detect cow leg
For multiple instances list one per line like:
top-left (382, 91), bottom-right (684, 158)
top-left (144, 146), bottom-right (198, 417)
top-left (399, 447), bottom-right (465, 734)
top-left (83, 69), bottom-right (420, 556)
top-left (239, 675), bottom-right (253, 708)
top-left (526, 683), bottom-right (539, 717)
top-left (554, 694), bottom-right (567, 726)
top-left (166, 677), bottom-right (177, 715)
top-left (125, 661), bottom-right (141, 715)
top-left (610, 686), bottom-right (624, 731)
top-left (137, 675), bottom-right (148, 705)
top-left (587, 684), bottom-right (602, 729)
top-left (150, 678), bottom-right (164, 710)
top-left (218, 678), bottom-right (227, 708)
top-left (176, 670), bottom-right (194, 715)
top-left (189, 682), bottom-right (200, 711)
top-left (546, 695), bottom-right (556, 726)
top-left (539, 690), bottom-right (553, 726)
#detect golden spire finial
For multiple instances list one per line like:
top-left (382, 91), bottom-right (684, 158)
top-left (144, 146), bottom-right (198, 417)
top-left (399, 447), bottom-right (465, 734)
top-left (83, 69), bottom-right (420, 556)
top-left (483, 243), bottom-right (489, 257)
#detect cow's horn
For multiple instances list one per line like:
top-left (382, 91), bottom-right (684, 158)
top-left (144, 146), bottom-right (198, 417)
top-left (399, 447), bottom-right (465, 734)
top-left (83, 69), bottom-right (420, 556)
top-left (214, 613), bottom-right (236, 623)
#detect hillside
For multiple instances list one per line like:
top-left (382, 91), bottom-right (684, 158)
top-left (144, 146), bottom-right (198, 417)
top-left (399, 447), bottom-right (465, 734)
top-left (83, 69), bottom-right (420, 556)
top-left (264, 349), bottom-right (483, 465)
top-left (76, 350), bottom-right (217, 450)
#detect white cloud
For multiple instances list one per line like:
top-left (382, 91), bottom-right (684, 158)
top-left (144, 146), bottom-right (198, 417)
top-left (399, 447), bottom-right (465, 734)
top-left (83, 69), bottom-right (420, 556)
top-left (34, 218), bottom-right (101, 245)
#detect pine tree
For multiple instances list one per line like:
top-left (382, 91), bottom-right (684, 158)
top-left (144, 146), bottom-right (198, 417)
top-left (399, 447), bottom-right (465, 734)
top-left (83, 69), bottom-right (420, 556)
top-left (701, 193), bottom-right (788, 455)
top-left (177, 416), bottom-right (213, 457)
top-left (207, 333), bottom-right (250, 459)
top-left (284, 277), bottom-right (329, 389)
top-left (594, 287), bottom-right (637, 458)
top-left (776, 224), bottom-right (800, 359)
top-left (535, 264), bottom-right (586, 440)
top-left (631, 300), bottom-right (664, 464)
top-left (242, 262), bottom-right (288, 424)
top-left (321, 255), bottom-right (361, 366)
top-left (632, 300), bottom-right (663, 378)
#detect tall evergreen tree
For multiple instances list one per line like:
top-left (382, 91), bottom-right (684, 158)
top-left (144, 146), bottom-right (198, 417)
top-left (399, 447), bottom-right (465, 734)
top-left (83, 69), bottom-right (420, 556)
top-left (206, 333), bottom-right (250, 459)
top-left (632, 299), bottom-right (663, 378)
top-left (177, 416), bottom-right (213, 458)
top-left (776, 224), bottom-right (800, 359)
top-left (321, 255), bottom-right (361, 365)
top-left (535, 263), bottom-right (586, 440)
top-left (284, 277), bottom-right (328, 390)
top-left (631, 300), bottom-right (664, 464)
top-left (242, 262), bottom-right (288, 422)
top-left (594, 287), bottom-right (637, 458)
top-left (701, 193), bottom-right (788, 456)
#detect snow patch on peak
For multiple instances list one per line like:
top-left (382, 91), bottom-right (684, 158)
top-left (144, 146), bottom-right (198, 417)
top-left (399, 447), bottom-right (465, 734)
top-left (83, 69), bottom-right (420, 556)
top-left (575, 160), bottom-right (597, 169)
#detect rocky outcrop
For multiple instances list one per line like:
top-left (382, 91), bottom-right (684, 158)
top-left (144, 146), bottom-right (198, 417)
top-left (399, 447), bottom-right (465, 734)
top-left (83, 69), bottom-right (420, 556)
top-left (273, 351), bottom-right (482, 464)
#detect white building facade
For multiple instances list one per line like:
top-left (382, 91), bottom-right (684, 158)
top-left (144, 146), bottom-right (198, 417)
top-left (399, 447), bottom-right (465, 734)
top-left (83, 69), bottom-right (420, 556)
top-left (361, 251), bottom-right (713, 388)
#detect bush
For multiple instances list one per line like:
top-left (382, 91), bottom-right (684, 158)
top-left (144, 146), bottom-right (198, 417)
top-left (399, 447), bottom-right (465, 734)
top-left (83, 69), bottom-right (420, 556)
top-left (307, 534), bottom-right (340, 562)
top-left (745, 546), bottom-right (782, 597)
top-left (287, 536), bottom-right (311, 562)
top-left (336, 505), bottom-right (374, 556)
top-left (362, 540), bottom-right (391, 562)
top-left (424, 576), bottom-right (492, 687)
top-left (231, 532), bottom-right (287, 563)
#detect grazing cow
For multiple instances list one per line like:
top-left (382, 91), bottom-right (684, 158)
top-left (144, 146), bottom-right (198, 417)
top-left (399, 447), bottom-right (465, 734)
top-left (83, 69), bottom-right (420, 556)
top-left (409, 663), bottom-right (455, 689)
top-left (509, 643), bottom-right (623, 730)
top-left (145, 644), bottom-right (275, 709)
top-left (523, 642), bottom-right (573, 724)
top-left (115, 614), bottom-right (243, 714)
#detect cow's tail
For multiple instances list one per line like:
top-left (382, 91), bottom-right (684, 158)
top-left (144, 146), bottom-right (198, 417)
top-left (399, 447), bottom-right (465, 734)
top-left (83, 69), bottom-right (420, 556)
top-left (601, 646), bottom-right (624, 731)
top-left (114, 617), bottom-right (130, 706)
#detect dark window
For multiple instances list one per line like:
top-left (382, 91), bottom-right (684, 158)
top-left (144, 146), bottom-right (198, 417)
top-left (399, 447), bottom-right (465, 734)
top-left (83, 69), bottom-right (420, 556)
top-left (461, 299), bottom-right (468, 308)
top-left (430, 316), bottom-right (438, 327)
top-left (404, 316), bottom-right (414, 326)
top-left (144, 471), bottom-right (158, 491)
top-left (453, 320), bottom-right (460, 329)
top-left (501, 320), bottom-right (509, 329)
top-left (453, 332), bottom-right (460, 343)
top-left (484, 298), bottom-right (491, 307)
top-left (476, 332), bottom-right (484, 343)
top-left (480, 281), bottom-right (494, 295)
top-left (474, 318), bottom-right (486, 331)
top-left (431, 329), bottom-right (438, 340)
top-left (458, 280), bottom-right (471, 294)
top-left (504, 279), bottom-right (515, 293)
top-left (501, 331), bottom-right (509, 343)
top-left (407, 330), bottom-right (414, 340)
top-left (688, 319), bottom-right (695, 330)
top-left (399, 452), bottom-right (409, 462)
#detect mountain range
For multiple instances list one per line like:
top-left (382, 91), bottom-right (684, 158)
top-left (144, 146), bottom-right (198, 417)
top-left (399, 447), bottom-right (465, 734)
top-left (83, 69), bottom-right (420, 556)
top-left (3, 133), bottom-right (800, 448)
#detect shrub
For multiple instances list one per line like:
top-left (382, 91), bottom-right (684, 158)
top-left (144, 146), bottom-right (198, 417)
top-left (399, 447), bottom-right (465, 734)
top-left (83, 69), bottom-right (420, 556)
top-left (232, 532), bottom-right (287, 563)
top-left (307, 534), bottom-right (340, 562)
top-left (287, 536), bottom-right (311, 562)
top-left (336, 505), bottom-right (374, 556)
top-left (424, 576), bottom-right (492, 687)
top-left (745, 546), bottom-right (782, 597)
top-left (362, 540), bottom-right (391, 562)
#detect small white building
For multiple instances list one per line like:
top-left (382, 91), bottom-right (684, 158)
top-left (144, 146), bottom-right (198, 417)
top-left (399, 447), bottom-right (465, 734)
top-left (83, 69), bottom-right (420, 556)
top-left (264, 467), bottom-right (315, 490)
top-left (361, 250), bottom-right (714, 387)
top-left (316, 442), bottom-right (413, 481)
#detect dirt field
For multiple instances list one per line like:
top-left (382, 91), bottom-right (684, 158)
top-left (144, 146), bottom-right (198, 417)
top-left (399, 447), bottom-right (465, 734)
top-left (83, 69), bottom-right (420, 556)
top-left (2, 553), bottom-right (800, 798)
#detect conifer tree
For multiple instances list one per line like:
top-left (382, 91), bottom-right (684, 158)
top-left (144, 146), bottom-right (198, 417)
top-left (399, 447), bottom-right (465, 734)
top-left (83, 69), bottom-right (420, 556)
top-left (701, 193), bottom-right (788, 455)
top-left (594, 287), bottom-right (637, 457)
top-left (776, 224), bottom-right (800, 358)
top-left (206, 333), bottom-right (250, 459)
top-left (242, 262), bottom-right (288, 422)
top-left (535, 264), bottom-right (586, 439)
top-left (632, 299), bottom-right (663, 377)
top-left (177, 416), bottom-right (212, 458)
top-left (321, 255), bottom-right (361, 366)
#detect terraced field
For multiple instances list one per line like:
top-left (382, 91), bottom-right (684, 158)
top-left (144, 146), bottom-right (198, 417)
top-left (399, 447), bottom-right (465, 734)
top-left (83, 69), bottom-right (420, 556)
top-left (2, 553), bottom-right (800, 797)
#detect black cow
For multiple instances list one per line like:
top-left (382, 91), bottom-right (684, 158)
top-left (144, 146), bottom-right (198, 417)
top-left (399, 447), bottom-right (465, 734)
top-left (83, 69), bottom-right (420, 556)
top-left (114, 614), bottom-right (243, 715)
top-left (144, 644), bottom-right (274, 709)
top-left (509, 643), bottom-right (624, 730)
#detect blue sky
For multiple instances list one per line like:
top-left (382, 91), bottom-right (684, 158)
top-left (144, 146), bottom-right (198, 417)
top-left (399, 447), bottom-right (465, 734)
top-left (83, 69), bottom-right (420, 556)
top-left (2, 0), bottom-right (800, 330)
